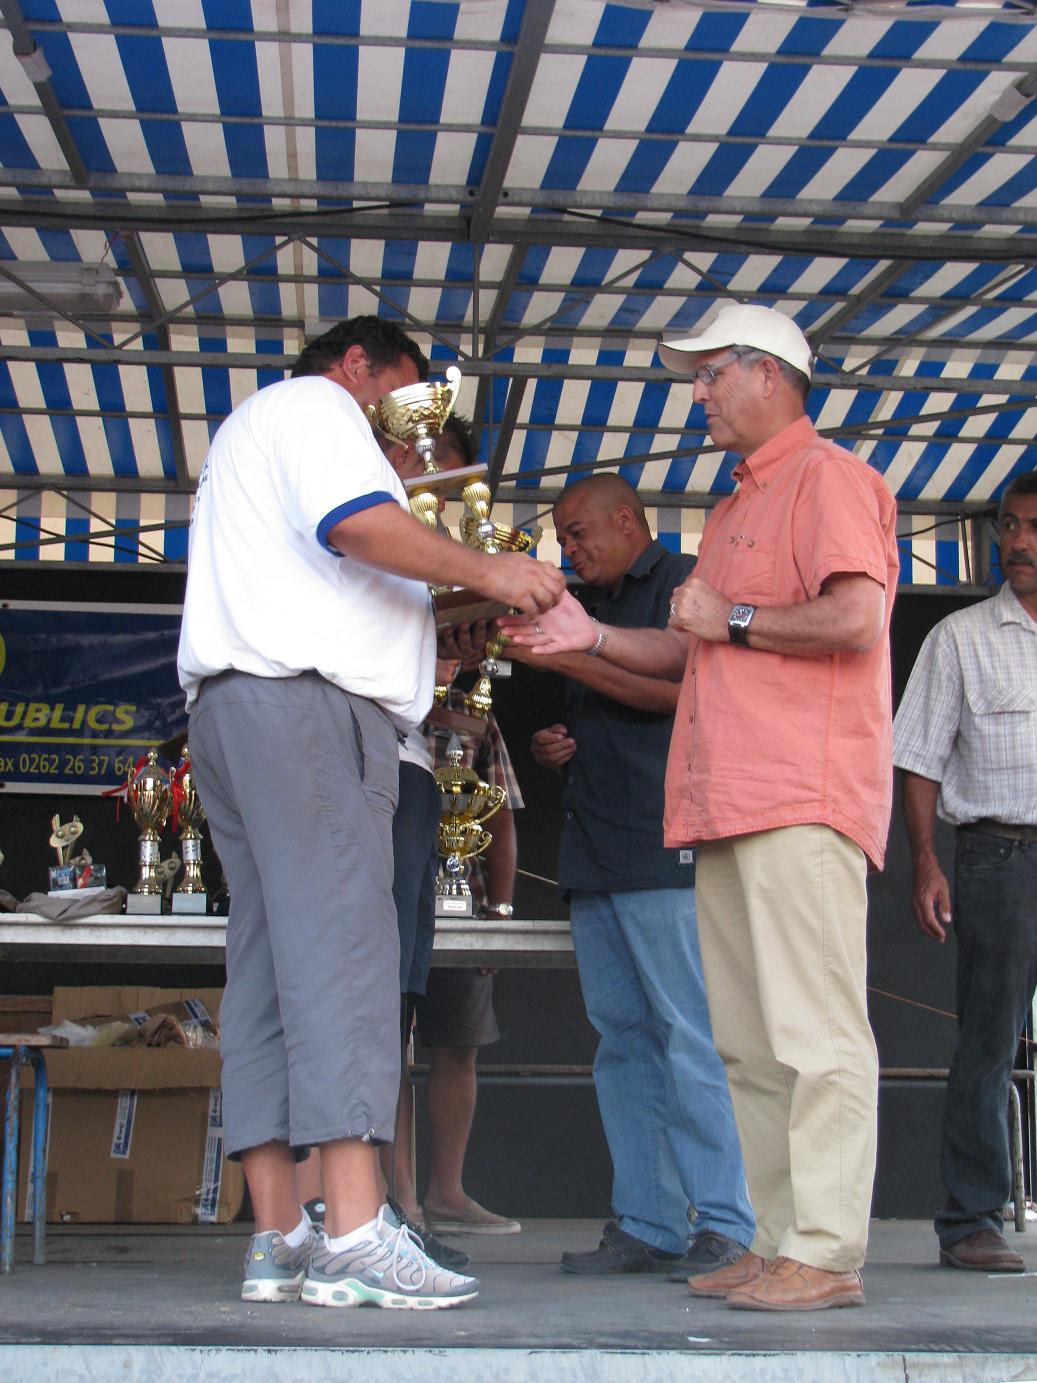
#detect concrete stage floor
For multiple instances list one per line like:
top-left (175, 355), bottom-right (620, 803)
top-left (1, 1219), bottom-right (1036, 1382)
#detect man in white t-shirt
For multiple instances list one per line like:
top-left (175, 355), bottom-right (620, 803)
top-left (178, 317), bottom-right (564, 1311)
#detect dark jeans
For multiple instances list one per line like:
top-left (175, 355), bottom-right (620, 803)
top-left (936, 828), bottom-right (1037, 1247)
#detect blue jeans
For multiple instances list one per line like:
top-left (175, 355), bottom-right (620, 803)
top-left (569, 888), bottom-right (755, 1254)
top-left (937, 828), bottom-right (1037, 1248)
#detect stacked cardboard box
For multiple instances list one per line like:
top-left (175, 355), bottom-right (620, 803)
top-left (17, 986), bottom-right (244, 1224)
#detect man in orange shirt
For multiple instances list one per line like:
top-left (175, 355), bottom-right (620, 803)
top-left (501, 304), bottom-right (899, 1312)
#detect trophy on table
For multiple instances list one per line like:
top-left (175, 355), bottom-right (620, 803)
top-left (433, 736), bottom-right (506, 916)
top-left (457, 479), bottom-right (543, 718)
top-left (125, 750), bottom-right (173, 914)
top-left (171, 745), bottom-right (208, 914)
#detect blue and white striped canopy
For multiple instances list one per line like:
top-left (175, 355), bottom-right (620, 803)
top-left (2, 0), bottom-right (1037, 577)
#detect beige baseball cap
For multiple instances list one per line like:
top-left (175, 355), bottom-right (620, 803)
top-left (658, 304), bottom-right (814, 380)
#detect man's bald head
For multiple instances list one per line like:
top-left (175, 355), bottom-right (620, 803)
top-left (553, 473), bottom-right (654, 588)
top-left (558, 474), bottom-right (651, 532)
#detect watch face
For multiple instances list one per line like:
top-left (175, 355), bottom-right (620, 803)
top-left (730, 604), bottom-right (755, 626)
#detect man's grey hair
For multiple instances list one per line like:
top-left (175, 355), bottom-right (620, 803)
top-left (730, 345), bottom-right (811, 403)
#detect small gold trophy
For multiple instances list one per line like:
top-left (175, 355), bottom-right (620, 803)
top-left (126, 750), bottom-right (172, 914)
top-left (172, 745), bottom-right (208, 915)
top-left (433, 736), bottom-right (506, 916)
top-left (458, 479), bottom-right (543, 717)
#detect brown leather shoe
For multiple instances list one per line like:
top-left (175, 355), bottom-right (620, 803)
top-left (688, 1251), bottom-right (770, 1298)
top-left (726, 1256), bottom-right (865, 1312)
top-left (939, 1230), bottom-right (1024, 1272)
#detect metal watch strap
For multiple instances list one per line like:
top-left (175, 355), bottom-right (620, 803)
top-left (586, 618), bottom-right (608, 657)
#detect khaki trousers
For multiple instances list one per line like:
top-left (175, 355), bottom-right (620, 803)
top-left (695, 825), bottom-right (878, 1271)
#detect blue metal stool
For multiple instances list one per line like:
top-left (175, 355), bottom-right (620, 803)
top-left (1, 1034), bottom-right (66, 1274)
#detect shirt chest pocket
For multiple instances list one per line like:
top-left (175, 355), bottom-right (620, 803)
top-left (964, 682), bottom-right (1037, 770)
top-left (721, 540), bottom-right (777, 604)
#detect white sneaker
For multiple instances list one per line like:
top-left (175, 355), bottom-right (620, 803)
top-left (301, 1205), bottom-right (479, 1310)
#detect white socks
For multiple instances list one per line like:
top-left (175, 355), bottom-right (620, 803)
top-left (281, 1213), bottom-right (312, 1248)
top-left (324, 1207), bottom-right (386, 1252)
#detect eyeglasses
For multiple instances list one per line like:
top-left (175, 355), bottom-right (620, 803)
top-left (689, 351), bottom-right (744, 387)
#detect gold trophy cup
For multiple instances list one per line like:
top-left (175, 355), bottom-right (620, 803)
top-left (172, 745), bottom-right (208, 915)
top-left (125, 749), bottom-right (173, 914)
top-left (368, 365), bottom-right (462, 475)
top-left (433, 737), bottom-right (506, 916)
top-left (458, 479), bottom-right (543, 717)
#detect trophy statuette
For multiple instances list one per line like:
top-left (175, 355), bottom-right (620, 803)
top-left (172, 745), bottom-right (208, 914)
top-left (433, 736), bottom-right (506, 917)
top-left (125, 750), bottom-right (173, 914)
top-left (457, 479), bottom-right (543, 718)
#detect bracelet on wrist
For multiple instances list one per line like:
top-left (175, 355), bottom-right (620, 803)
top-left (586, 618), bottom-right (608, 658)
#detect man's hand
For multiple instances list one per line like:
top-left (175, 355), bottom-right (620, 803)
top-left (531, 724), bottom-right (577, 771)
top-left (497, 591), bottom-right (596, 653)
top-left (439, 620), bottom-right (488, 673)
top-left (911, 859), bottom-right (952, 943)
top-left (482, 553), bottom-right (566, 616)
top-left (669, 575), bottom-right (730, 643)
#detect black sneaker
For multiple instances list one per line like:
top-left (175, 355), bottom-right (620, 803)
top-left (302, 1197), bottom-right (326, 1228)
top-left (387, 1196), bottom-right (472, 1272)
top-left (667, 1229), bottom-right (749, 1282)
top-left (560, 1220), bottom-right (680, 1276)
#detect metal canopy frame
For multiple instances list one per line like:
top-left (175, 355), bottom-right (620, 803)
top-left (0, 0), bottom-right (1035, 583)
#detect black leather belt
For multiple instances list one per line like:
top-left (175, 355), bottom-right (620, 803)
top-left (959, 819), bottom-right (1037, 844)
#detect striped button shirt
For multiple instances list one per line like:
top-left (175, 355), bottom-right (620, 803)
top-left (893, 583), bottom-right (1037, 827)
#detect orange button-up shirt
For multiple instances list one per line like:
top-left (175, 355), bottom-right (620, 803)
top-left (663, 416), bottom-right (898, 869)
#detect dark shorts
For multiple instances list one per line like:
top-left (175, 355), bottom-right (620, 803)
top-left (415, 967), bottom-right (500, 1049)
top-left (393, 762), bottom-right (439, 996)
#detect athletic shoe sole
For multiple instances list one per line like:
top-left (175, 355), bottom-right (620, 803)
top-left (242, 1273), bottom-right (306, 1303)
top-left (301, 1277), bottom-right (478, 1310)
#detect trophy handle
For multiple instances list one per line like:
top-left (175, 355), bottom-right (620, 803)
top-left (443, 365), bottom-right (462, 416)
top-left (479, 785), bottom-right (508, 826)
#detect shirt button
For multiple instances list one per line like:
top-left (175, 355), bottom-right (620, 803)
top-left (747, 539), bottom-right (756, 548)
top-left (565, 811), bottom-right (574, 820)
top-left (567, 776), bottom-right (574, 785)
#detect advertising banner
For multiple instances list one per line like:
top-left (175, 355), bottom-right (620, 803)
top-left (0, 602), bottom-right (186, 793)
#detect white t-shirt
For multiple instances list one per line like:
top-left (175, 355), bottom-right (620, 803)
top-left (177, 376), bottom-right (436, 729)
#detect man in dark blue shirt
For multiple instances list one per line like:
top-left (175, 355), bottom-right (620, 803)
top-left (515, 474), bottom-right (753, 1280)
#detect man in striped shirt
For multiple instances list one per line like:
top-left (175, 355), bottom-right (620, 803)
top-left (894, 470), bottom-right (1037, 1274)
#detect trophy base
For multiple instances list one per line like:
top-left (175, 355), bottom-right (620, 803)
top-left (436, 895), bottom-right (475, 917)
top-left (433, 588), bottom-right (510, 632)
top-left (171, 892), bottom-right (208, 915)
top-left (425, 702), bottom-right (490, 744)
top-left (404, 461), bottom-right (486, 498)
top-left (126, 893), bottom-right (165, 915)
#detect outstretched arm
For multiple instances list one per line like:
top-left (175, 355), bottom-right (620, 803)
top-left (328, 502), bottom-right (566, 616)
top-left (498, 591), bottom-right (687, 681)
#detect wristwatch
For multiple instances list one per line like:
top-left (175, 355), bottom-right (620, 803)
top-left (727, 603), bottom-right (757, 646)
top-left (483, 902), bottom-right (514, 918)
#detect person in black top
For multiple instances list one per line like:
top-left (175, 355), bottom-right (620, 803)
top-left (513, 474), bottom-right (754, 1281)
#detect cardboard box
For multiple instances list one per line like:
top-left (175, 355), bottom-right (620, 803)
top-left (17, 986), bottom-right (244, 1224)
top-left (0, 994), bottom-right (52, 1033)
